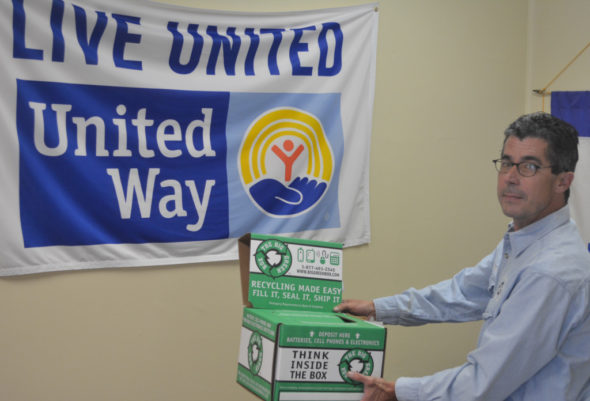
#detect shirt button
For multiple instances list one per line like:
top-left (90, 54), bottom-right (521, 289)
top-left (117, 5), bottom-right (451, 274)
top-left (504, 252), bottom-right (509, 259)
top-left (496, 281), bottom-right (504, 296)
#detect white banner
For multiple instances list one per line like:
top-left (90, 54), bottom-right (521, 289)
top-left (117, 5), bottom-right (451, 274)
top-left (571, 138), bottom-right (590, 250)
top-left (551, 92), bottom-right (590, 252)
top-left (0, 0), bottom-right (378, 275)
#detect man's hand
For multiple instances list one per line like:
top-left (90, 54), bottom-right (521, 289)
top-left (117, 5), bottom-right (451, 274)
top-left (348, 372), bottom-right (397, 401)
top-left (333, 299), bottom-right (376, 319)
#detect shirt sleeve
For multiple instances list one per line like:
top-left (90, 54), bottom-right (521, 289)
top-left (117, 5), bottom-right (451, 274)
top-left (374, 252), bottom-right (495, 326)
top-left (393, 272), bottom-right (575, 401)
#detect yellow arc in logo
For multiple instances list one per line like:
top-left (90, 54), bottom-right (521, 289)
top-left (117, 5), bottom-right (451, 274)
top-left (239, 108), bottom-right (333, 185)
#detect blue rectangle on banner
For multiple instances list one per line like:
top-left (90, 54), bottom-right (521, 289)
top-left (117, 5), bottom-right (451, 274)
top-left (17, 80), bottom-right (230, 247)
top-left (551, 91), bottom-right (590, 137)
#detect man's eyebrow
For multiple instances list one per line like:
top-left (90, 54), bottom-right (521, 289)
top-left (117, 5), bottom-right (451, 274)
top-left (501, 154), bottom-right (544, 164)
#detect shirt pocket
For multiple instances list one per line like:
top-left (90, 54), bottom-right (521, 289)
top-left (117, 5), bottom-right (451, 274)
top-left (482, 272), bottom-right (516, 320)
top-left (484, 264), bottom-right (500, 320)
top-left (482, 295), bottom-right (502, 320)
top-left (482, 276), bottom-right (506, 320)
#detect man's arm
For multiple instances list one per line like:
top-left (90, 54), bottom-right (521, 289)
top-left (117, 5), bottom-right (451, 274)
top-left (334, 255), bottom-right (495, 324)
top-left (373, 252), bottom-right (497, 326)
top-left (391, 272), bottom-right (577, 401)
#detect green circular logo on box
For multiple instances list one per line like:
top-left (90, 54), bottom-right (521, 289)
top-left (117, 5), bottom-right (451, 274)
top-left (247, 332), bottom-right (263, 375)
top-left (255, 239), bottom-right (292, 278)
top-left (338, 349), bottom-right (374, 384)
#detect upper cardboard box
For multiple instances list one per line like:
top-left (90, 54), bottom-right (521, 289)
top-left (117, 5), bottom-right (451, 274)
top-left (239, 233), bottom-right (343, 312)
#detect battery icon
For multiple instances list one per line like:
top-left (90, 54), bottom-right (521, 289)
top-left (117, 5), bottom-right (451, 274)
top-left (306, 249), bottom-right (315, 263)
top-left (329, 252), bottom-right (340, 265)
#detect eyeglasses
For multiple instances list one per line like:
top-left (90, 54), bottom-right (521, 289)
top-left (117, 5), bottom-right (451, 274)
top-left (493, 159), bottom-right (553, 177)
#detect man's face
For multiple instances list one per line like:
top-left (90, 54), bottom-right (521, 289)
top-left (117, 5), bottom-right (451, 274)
top-left (497, 136), bottom-right (572, 231)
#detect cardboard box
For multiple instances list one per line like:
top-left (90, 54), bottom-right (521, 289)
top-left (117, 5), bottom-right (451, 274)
top-left (237, 233), bottom-right (386, 401)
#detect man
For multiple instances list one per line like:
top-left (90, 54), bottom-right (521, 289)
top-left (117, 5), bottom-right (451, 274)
top-left (335, 112), bottom-right (590, 401)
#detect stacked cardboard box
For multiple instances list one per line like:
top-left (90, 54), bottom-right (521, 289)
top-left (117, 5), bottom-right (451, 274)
top-left (237, 233), bottom-right (387, 401)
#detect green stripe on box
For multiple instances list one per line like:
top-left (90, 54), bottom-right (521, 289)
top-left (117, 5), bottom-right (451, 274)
top-left (251, 233), bottom-right (343, 249)
top-left (249, 274), bottom-right (342, 312)
top-left (237, 364), bottom-right (272, 401)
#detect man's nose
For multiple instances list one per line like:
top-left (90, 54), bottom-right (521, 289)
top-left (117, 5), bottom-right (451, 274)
top-left (505, 164), bottom-right (520, 182)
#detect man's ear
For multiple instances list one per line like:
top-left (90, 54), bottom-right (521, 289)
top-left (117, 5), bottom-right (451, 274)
top-left (555, 171), bottom-right (575, 194)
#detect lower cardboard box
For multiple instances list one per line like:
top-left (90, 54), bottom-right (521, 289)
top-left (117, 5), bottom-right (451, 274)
top-left (237, 308), bottom-right (387, 401)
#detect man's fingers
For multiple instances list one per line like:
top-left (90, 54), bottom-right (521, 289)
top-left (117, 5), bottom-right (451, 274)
top-left (347, 371), bottom-right (369, 384)
top-left (333, 302), bottom-right (346, 313)
top-left (333, 299), bottom-right (351, 313)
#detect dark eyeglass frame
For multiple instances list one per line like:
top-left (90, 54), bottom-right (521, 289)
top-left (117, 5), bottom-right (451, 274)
top-left (492, 159), bottom-right (553, 177)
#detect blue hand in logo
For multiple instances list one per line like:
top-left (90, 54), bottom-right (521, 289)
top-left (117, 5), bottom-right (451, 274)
top-left (249, 177), bottom-right (327, 215)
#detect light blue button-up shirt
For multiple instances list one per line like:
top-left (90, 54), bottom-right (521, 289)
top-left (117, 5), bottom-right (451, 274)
top-left (374, 206), bottom-right (590, 401)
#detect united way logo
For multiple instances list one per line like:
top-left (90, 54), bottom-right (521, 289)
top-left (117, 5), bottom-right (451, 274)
top-left (238, 108), bottom-right (334, 217)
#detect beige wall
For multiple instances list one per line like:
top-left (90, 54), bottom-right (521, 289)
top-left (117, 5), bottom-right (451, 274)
top-left (3, 1), bottom-right (585, 400)
top-left (526, 0), bottom-right (590, 113)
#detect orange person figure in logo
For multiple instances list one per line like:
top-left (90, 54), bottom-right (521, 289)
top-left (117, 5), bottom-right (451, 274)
top-left (271, 139), bottom-right (304, 182)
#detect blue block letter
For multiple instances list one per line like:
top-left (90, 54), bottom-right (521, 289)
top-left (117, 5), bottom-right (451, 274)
top-left (12, 0), bottom-right (43, 60)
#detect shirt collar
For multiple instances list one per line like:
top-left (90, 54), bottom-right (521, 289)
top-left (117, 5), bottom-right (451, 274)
top-left (506, 205), bottom-right (571, 257)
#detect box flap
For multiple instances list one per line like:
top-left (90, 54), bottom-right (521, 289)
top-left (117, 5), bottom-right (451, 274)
top-left (238, 234), bottom-right (253, 308)
top-left (239, 233), bottom-right (343, 312)
top-left (244, 308), bottom-right (387, 350)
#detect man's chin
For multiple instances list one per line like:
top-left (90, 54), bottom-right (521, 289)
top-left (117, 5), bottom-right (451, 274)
top-left (499, 203), bottom-right (520, 220)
